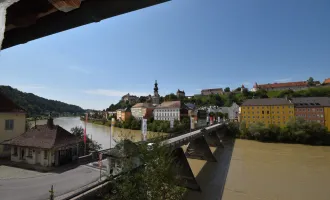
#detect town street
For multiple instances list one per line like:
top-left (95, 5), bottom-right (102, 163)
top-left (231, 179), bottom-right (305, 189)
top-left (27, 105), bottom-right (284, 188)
top-left (0, 165), bottom-right (102, 200)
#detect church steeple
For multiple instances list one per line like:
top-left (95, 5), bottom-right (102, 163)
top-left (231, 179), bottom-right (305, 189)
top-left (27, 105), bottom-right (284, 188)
top-left (152, 80), bottom-right (160, 105)
top-left (154, 80), bottom-right (159, 96)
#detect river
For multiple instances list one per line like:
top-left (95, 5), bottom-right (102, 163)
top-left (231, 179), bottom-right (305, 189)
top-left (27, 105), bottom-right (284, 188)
top-left (38, 117), bottom-right (330, 200)
top-left (34, 117), bottom-right (152, 149)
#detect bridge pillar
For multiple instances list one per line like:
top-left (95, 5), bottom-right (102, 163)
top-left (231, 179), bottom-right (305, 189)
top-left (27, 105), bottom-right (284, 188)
top-left (204, 131), bottom-right (223, 147)
top-left (185, 136), bottom-right (217, 162)
top-left (171, 147), bottom-right (201, 191)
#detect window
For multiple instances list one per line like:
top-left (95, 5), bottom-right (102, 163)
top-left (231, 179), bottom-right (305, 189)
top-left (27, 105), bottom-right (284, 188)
top-left (321, 115), bottom-right (324, 118)
top-left (277, 106), bottom-right (279, 109)
top-left (5, 120), bottom-right (14, 130)
top-left (320, 108), bottom-right (323, 111)
top-left (307, 108), bottom-right (310, 111)
top-left (28, 149), bottom-right (32, 157)
top-left (262, 111), bottom-right (264, 114)
top-left (44, 151), bottom-right (48, 159)
top-left (277, 111), bottom-right (279, 114)
top-left (282, 106), bottom-right (284, 109)
top-left (252, 107), bottom-right (254, 109)
top-left (252, 112), bottom-right (254, 114)
top-left (267, 111), bottom-right (269, 114)
top-left (257, 111), bottom-right (259, 114)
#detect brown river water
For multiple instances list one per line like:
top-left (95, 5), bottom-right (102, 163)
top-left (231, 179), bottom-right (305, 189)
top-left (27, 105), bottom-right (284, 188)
top-left (37, 117), bottom-right (330, 200)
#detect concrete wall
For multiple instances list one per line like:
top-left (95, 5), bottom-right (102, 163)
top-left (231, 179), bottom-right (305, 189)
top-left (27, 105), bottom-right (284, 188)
top-left (0, 112), bottom-right (26, 156)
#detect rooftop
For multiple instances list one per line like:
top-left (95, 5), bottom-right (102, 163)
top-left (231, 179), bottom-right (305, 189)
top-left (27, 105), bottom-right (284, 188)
top-left (241, 98), bottom-right (293, 106)
top-left (3, 121), bottom-right (81, 149)
top-left (258, 81), bottom-right (308, 89)
top-left (291, 97), bottom-right (330, 107)
top-left (324, 78), bottom-right (330, 84)
top-left (156, 101), bottom-right (181, 109)
top-left (132, 103), bottom-right (154, 108)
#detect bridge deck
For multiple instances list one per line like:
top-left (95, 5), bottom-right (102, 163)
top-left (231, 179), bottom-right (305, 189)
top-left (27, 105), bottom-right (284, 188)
top-left (163, 123), bottom-right (223, 145)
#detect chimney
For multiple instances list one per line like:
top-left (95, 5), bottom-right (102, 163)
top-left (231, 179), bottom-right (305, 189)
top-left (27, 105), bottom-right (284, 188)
top-left (47, 118), bottom-right (54, 129)
top-left (47, 112), bottom-right (54, 129)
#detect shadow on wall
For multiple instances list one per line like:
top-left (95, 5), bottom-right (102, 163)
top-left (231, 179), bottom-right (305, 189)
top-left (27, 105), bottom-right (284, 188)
top-left (183, 137), bottom-right (236, 200)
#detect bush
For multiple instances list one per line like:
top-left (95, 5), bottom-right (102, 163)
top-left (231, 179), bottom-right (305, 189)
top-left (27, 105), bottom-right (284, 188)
top-left (232, 118), bottom-right (330, 146)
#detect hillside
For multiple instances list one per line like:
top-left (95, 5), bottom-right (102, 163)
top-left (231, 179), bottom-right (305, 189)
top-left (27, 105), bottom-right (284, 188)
top-left (0, 86), bottom-right (84, 116)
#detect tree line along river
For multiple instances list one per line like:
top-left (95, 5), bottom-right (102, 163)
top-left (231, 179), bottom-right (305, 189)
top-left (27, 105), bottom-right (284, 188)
top-left (36, 117), bottom-right (330, 200)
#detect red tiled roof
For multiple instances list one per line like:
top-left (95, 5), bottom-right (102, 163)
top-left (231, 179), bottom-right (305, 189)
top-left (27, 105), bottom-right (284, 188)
top-left (324, 78), bottom-right (330, 84)
top-left (156, 101), bottom-right (181, 108)
top-left (3, 124), bottom-right (81, 149)
top-left (0, 92), bottom-right (25, 112)
top-left (258, 81), bottom-right (308, 89)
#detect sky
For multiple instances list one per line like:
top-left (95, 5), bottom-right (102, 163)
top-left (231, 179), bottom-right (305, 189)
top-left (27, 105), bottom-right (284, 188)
top-left (0, 0), bottom-right (329, 110)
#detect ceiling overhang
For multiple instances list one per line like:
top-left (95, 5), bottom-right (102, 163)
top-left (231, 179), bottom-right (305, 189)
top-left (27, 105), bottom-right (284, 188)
top-left (2, 0), bottom-right (169, 50)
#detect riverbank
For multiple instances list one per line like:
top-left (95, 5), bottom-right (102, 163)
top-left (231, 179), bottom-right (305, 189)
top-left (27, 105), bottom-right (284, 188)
top-left (227, 120), bottom-right (330, 146)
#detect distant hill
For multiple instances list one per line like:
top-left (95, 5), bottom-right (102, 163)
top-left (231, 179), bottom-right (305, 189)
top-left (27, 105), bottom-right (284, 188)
top-left (0, 86), bottom-right (84, 116)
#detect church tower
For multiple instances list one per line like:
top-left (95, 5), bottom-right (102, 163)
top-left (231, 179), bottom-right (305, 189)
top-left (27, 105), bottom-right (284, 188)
top-left (152, 80), bottom-right (160, 105)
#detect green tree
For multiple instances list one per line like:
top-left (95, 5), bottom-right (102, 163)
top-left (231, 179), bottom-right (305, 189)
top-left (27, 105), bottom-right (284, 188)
top-left (224, 87), bottom-right (230, 92)
top-left (307, 77), bottom-right (314, 86)
top-left (71, 126), bottom-right (102, 155)
top-left (234, 87), bottom-right (241, 92)
top-left (106, 141), bottom-right (186, 200)
top-left (164, 93), bottom-right (178, 101)
top-left (242, 88), bottom-right (249, 97)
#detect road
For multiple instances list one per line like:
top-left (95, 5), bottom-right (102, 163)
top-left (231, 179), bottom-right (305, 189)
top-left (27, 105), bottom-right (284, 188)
top-left (0, 165), bottom-right (101, 200)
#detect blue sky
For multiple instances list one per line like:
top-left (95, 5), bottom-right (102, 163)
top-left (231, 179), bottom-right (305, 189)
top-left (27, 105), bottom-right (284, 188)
top-left (0, 0), bottom-right (329, 110)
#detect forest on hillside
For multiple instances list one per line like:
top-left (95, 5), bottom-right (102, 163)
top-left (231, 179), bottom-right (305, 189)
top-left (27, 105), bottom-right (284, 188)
top-left (0, 86), bottom-right (84, 117)
top-left (106, 86), bottom-right (330, 111)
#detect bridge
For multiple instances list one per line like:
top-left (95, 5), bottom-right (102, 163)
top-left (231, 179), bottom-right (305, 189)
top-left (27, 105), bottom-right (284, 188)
top-left (69, 122), bottom-right (233, 199)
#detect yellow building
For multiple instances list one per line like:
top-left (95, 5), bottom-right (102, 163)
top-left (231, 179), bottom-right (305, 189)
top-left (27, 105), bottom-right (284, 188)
top-left (0, 93), bottom-right (26, 157)
top-left (240, 98), bottom-right (295, 127)
top-left (116, 108), bottom-right (131, 122)
top-left (324, 107), bottom-right (330, 131)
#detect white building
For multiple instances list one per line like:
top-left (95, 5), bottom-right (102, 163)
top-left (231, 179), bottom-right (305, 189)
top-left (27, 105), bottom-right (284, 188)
top-left (153, 101), bottom-right (182, 121)
top-left (202, 102), bottom-right (239, 120)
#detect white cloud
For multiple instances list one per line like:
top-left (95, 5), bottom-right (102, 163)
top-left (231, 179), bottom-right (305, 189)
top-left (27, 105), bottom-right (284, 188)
top-left (68, 66), bottom-right (90, 74)
top-left (83, 89), bottom-right (149, 97)
top-left (274, 78), bottom-right (292, 82)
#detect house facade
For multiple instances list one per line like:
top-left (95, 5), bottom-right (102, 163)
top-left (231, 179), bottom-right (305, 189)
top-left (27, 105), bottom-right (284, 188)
top-left (3, 118), bottom-right (81, 168)
top-left (121, 93), bottom-right (139, 104)
top-left (153, 101), bottom-right (182, 121)
top-left (201, 88), bottom-right (223, 95)
top-left (116, 108), bottom-right (131, 121)
top-left (240, 98), bottom-right (295, 127)
top-left (0, 93), bottom-right (26, 158)
top-left (131, 103), bottom-right (154, 119)
top-left (291, 97), bottom-right (330, 129)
